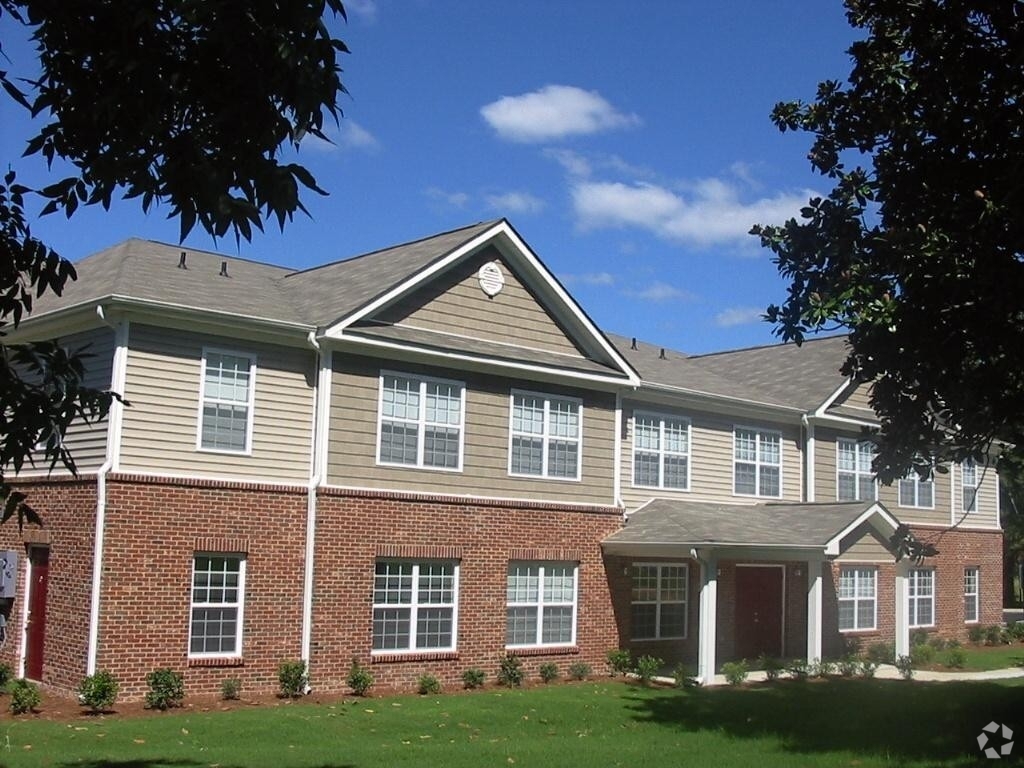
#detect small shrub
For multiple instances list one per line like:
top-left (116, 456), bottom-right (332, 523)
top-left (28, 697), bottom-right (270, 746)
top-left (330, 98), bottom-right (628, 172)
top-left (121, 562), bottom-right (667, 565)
top-left (946, 637), bottom-right (962, 649)
top-left (462, 668), bottom-right (486, 689)
top-left (945, 646), bottom-right (968, 669)
top-left (865, 641), bottom-right (894, 665)
top-left (78, 670), bottom-right (119, 712)
top-left (895, 654), bottom-right (915, 680)
top-left (220, 678), bottom-right (242, 701)
top-left (672, 663), bottom-right (698, 688)
top-left (910, 629), bottom-right (929, 648)
top-left (722, 660), bottom-right (749, 686)
top-left (910, 642), bottom-right (935, 667)
top-left (538, 663), bottom-right (559, 683)
top-left (0, 662), bottom-right (13, 689)
top-left (347, 658), bottom-right (374, 696)
top-left (758, 654), bottom-right (783, 682)
top-left (858, 659), bottom-right (879, 678)
top-left (567, 662), bottom-right (591, 681)
top-left (927, 635), bottom-right (948, 651)
top-left (811, 658), bottom-right (835, 678)
top-left (837, 655), bottom-right (860, 677)
top-left (606, 648), bottom-right (632, 677)
top-left (145, 667), bottom-right (184, 710)
top-left (787, 658), bottom-right (810, 680)
top-left (634, 655), bottom-right (662, 686)
top-left (278, 660), bottom-right (308, 699)
top-left (984, 624), bottom-right (1005, 646)
top-left (1008, 621), bottom-right (1024, 642)
top-left (497, 654), bottom-right (524, 688)
top-left (967, 625), bottom-right (985, 644)
top-left (10, 679), bottom-right (41, 714)
top-left (417, 674), bottom-right (441, 695)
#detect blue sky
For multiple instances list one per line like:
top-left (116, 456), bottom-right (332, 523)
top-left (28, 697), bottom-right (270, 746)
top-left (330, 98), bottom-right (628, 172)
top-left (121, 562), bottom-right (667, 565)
top-left (0, 1), bottom-right (860, 354)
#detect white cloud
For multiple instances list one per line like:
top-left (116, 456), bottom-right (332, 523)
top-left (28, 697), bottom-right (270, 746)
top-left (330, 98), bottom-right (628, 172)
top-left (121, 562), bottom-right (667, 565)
top-left (625, 281), bottom-right (696, 303)
top-left (544, 148), bottom-right (592, 177)
top-left (714, 306), bottom-right (766, 328)
top-left (301, 120), bottom-right (379, 153)
top-left (480, 85), bottom-right (641, 143)
top-left (344, 0), bottom-right (379, 22)
top-left (571, 179), bottom-right (816, 248)
top-left (485, 191), bottom-right (545, 214)
top-left (562, 271), bottom-right (615, 287)
top-left (425, 187), bottom-right (470, 208)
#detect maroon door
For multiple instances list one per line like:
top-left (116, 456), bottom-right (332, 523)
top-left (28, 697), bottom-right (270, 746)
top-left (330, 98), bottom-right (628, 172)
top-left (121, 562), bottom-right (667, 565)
top-left (734, 566), bottom-right (784, 660)
top-left (25, 547), bottom-right (49, 681)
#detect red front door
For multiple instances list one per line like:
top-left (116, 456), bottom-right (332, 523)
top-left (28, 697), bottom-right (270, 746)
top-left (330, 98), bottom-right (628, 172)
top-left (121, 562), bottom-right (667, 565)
top-left (734, 565), bottom-right (784, 660)
top-left (25, 547), bottom-right (49, 681)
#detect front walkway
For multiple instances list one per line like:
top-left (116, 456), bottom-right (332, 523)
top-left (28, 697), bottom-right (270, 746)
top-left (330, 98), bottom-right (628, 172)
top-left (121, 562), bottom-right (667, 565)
top-left (679, 665), bottom-right (1024, 686)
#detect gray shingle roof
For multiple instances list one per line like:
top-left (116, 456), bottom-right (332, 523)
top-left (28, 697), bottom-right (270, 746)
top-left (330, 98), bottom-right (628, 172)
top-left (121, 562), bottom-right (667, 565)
top-left (603, 498), bottom-right (885, 550)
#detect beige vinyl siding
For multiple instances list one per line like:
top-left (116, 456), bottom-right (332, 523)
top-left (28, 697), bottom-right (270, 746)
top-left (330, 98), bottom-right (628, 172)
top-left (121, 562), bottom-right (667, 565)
top-left (813, 427), bottom-right (881, 502)
top-left (327, 355), bottom-right (615, 504)
top-left (619, 400), bottom-right (802, 509)
top-left (837, 381), bottom-right (874, 413)
top-left (953, 460), bottom-right (1001, 529)
top-left (373, 247), bottom-right (586, 359)
top-left (877, 464), bottom-right (952, 527)
top-left (119, 324), bottom-right (315, 481)
top-left (836, 522), bottom-right (893, 562)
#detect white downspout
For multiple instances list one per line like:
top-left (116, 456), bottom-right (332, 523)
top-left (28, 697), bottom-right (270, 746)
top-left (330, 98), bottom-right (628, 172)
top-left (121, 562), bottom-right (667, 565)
top-left (87, 306), bottom-right (128, 675)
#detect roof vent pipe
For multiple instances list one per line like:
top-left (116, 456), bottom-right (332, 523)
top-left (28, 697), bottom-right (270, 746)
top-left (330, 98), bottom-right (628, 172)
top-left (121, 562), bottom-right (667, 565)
top-left (219, 261), bottom-right (229, 277)
top-left (178, 251), bottom-right (187, 269)
top-left (630, 337), bottom-right (637, 350)
top-left (659, 348), bottom-right (666, 360)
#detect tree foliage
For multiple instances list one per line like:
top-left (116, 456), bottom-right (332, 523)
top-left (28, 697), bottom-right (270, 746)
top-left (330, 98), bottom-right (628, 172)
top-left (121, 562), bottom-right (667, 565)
top-left (0, 0), bottom-right (348, 524)
top-left (752, 0), bottom-right (1024, 483)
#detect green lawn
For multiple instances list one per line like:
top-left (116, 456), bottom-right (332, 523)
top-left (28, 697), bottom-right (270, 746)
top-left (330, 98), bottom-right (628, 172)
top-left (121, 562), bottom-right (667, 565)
top-left (953, 644), bottom-right (1024, 671)
top-left (3, 679), bottom-right (1022, 768)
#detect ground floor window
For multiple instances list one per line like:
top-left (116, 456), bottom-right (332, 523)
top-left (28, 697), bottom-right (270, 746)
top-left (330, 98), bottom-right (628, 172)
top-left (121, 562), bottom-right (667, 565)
top-left (190, 553), bottom-right (245, 657)
top-left (964, 567), bottom-right (980, 623)
top-left (506, 562), bottom-right (578, 647)
top-left (838, 567), bottom-right (876, 631)
top-left (631, 563), bottom-right (688, 640)
top-left (908, 568), bottom-right (935, 628)
top-left (372, 561), bottom-right (458, 652)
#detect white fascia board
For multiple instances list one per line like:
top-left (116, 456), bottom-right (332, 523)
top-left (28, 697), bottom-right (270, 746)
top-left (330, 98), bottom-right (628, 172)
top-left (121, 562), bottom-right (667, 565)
top-left (814, 377), bottom-right (857, 417)
top-left (807, 413), bottom-right (880, 430)
top-left (824, 502), bottom-right (900, 556)
top-left (640, 382), bottom-right (806, 421)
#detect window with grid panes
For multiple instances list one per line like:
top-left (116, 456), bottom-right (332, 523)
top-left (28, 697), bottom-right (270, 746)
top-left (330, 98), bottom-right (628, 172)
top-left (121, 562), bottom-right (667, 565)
top-left (962, 460), bottom-right (979, 513)
top-left (189, 554), bottom-right (245, 657)
top-left (378, 373), bottom-right (464, 469)
top-left (837, 439), bottom-right (877, 501)
top-left (631, 564), bottom-right (688, 640)
top-left (199, 350), bottom-right (255, 453)
top-left (509, 391), bottom-right (581, 479)
top-left (908, 568), bottom-right (935, 627)
top-left (964, 567), bottom-right (980, 623)
top-left (633, 412), bottom-right (690, 490)
top-left (372, 561), bottom-right (458, 652)
top-left (506, 562), bottom-right (577, 647)
top-left (733, 427), bottom-right (781, 497)
top-left (837, 567), bottom-right (876, 631)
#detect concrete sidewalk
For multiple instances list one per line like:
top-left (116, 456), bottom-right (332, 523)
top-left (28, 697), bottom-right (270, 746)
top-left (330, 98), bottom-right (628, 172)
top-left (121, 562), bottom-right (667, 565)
top-left (686, 664), bottom-right (1024, 686)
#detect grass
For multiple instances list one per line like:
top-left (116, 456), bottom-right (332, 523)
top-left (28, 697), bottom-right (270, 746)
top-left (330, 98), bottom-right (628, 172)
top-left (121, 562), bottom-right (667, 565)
top-left (2, 679), bottom-right (1022, 768)
top-left (948, 644), bottom-right (1024, 671)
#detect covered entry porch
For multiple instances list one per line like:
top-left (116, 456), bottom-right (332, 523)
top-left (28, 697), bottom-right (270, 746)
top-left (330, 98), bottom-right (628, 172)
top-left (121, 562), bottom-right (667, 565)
top-left (602, 499), bottom-right (906, 684)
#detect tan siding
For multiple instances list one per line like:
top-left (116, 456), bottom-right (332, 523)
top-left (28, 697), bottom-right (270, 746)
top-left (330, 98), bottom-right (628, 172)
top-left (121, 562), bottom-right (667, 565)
top-left (837, 381), bottom-right (874, 412)
top-left (813, 427), bottom-right (842, 502)
top-left (618, 399), bottom-right (802, 509)
top-left (119, 324), bottom-right (314, 481)
top-left (327, 355), bottom-right (615, 504)
top-left (836, 522), bottom-right (893, 562)
top-left (878, 466), bottom-right (953, 527)
top-left (373, 247), bottom-right (585, 358)
top-left (952, 460), bottom-right (1001, 529)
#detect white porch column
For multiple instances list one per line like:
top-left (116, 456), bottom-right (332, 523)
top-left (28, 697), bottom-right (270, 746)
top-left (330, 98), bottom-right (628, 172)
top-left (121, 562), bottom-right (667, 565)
top-left (806, 558), bottom-right (824, 663)
top-left (894, 562), bottom-right (910, 658)
top-left (697, 551), bottom-right (718, 685)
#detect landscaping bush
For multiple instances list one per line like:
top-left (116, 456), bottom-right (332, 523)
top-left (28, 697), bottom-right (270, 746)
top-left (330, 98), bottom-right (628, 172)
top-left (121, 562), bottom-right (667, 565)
top-left (895, 654), bottom-right (915, 680)
top-left (927, 635), bottom-right (948, 651)
top-left (858, 659), bottom-right (879, 678)
top-left (538, 663), bottom-right (559, 683)
top-left (909, 642), bottom-right (935, 667)
top-left (984, 624), bottom-right (1006, 646)
top-left (721, 660), bottom-right (749, 686)
top-left (462, 668), bottom-right (486, 689)
top-left (78, 670), bottom-right (119, 712)
top-left (945, 646), bottom-right (968, 669)
top-left (0, 662), bottom-right (12, 690)
top-left (787, 658), bottom-right (810, 680)
top-left (968, 624), bottom-right (986, 644)
top-left (417, 674), bottom-right (441, 695)
top-left (278, 660), bottom-right (308, 698)
top-left (606, 648), bottom-right (632, 677)
top-left (567, 662), bottom-right (591, 681)
top-left (811, 658), bottom-right (835, 678)
top-left (757, 654), bottom-right (783, 682)
top-left (1008, 621), bottom-right (1024, 642)
top-left (865, 641), bottom-right (894, 665)
top-left (220, 678), bottom-right (242, 701)
top-left (347, 659), bottom-right (374, 696)
top-left (145, 668), bottom-right (184, 710)
top-left (946, 637), bottom-right (962, 649)
top-left (672, 663), bottom-right (698, 688)
top-left (634, 655), bottom-right (662, 686)
top-left (10, 679), bottom-right (41, 714)
top-left (910, 629), bottom-right (929, 648)
top-left (497, 654), bottom-right (524, 688)
top-left (837, 655), bottom-right (860, 677)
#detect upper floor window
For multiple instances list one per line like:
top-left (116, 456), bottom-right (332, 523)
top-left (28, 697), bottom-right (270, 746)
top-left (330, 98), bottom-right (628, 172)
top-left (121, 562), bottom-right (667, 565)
top-left (837, 439), bottom-right (877, 501)
top-left (372, 560), bottom-right (458, 653)
top-left (190, 553), bottom-right (245, 657)
top-left (962, 459), bottom-right (979, 513)
top-left (378, 372), bottom-right (465, 470)
top-left (898, 465), bottom-right (934, 509)
top-left (633, 412), bottom-right (690, 490)
top-left (733, 427), bottom-right (781, 497)
top-left (509, 390), bottom-right (581, 480)
top-left (506, 562), bottom-right (578, 648)
top-left (199, 349), bottom-right (256, 453)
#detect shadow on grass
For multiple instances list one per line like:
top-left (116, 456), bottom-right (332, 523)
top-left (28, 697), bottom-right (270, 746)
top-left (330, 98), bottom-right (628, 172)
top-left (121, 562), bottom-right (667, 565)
top-left (59, 762), bottom-right (356, 768)
top-left (627, 678), bottom-right (1022, 765)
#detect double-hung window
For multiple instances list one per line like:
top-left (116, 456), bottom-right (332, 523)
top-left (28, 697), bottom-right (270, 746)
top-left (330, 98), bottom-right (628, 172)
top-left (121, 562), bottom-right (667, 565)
top-left (378, 373), bottom-right (465, 470)
top-left (837, 567), bottom-right (876, 631)
top-left (633, 412), bottom-right (690, 490)
top-left (733, 427), bottom-right (781, 497)
top-left (837, 439), bottom-right (877, 501)
top-left (631, 563), bottom-right (688, 640)
top-left (189, 554), bottom-right (245, 657)
top-left (509, 390), bottom-right (582, 479)
top-left (199, 350), bottom-right (256, 453)
top-left (907, 568), bottom-right (935, 627)
top-left (372, 561), bottom-right (458, 652)
top-left (899, 465), bottom-right (934, 509)
top-left (506, 562), bottom-right (578, 647)
top-left (962, 459), bottom-right (979, 513)
top-left (964, 567), bottom-right (980, 623)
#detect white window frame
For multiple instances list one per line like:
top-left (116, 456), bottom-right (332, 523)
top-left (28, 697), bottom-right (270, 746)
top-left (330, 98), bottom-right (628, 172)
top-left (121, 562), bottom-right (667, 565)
top-left (898, 466), bottom-right (935, 509)
top-left (836, 438), bottom-right (877, 501)
top-left (507, 389), bottom-right (583, 481)
top-left (371, 560), bottom-right (460, 654)
top-left (837, 566), bottom-right (877, 631)
top-left (376, 371), bottom-right (466, 471)
top-left (632, 411), bottom-right (691, 491)
top-left (908, 568), bottom-right (935, 628)
top-left (188, 553), bottom-right (246, 659)
top-left (732, 426), bottom-right (782, 498)
top-left (964, 567), bottom-right (980, 624)
top-left (196, 348), bottom-right (257, 455)
top-left (630, 562), bottom-right (689, 641)
top-left (505, 561), bottom-right (579, 649)
top-left (961, 459), bottom-right (980, 513)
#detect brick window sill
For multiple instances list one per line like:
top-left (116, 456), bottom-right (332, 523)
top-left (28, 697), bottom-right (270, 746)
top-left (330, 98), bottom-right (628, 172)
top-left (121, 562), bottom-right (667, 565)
top-left (371, 651), bottom-right (459, 664)
top-left (188, 656), bottom-right (245, 668)
top-left (505, 646), bottom-right (579, 657)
